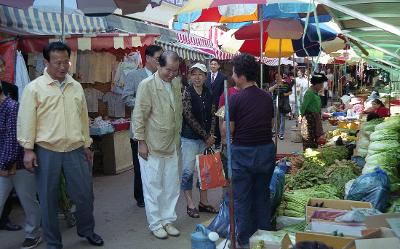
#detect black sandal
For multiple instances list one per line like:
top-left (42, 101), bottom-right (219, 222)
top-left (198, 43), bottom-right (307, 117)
top-left (198, 202), bottom-right (218, 214)
top-left (187, 206), bottom-right (200, 218)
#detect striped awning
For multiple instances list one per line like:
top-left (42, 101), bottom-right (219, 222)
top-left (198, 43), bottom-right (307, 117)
top-left (176, 31), bottom-right (215, 57)
top-left (0, 5), bottom-right (107, 35)
top-left (18, 33), bottom-right (159, 53)
top-left (155, 39), bottom-right (210, 61)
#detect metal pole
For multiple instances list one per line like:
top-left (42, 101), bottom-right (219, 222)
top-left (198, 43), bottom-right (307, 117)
top-left (293, 54), bottom-right (298, 127)
top-left (275, 39), bottom-right (282, 150)
top-left (224, 80), bottom-right (236, 249)
top-left (61, 0), bottom-right (65, 42)
top-left (259, 5), bottom-right (263, 88)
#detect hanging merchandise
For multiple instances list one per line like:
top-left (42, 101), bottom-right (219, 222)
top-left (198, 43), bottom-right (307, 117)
top-left (77, 51), bottom-right (116, 84)
top-left (15, 50), bottom-right (30, 98)
top-left (102, 92), bottom-right (126, 118)
top-left (113, 51), bottom-right (143, 93)
top-left (84, 88), bottom-right (104, 113)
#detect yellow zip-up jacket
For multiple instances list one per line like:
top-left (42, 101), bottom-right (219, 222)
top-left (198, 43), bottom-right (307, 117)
top-left (17, 70), bottom-right (92, 152)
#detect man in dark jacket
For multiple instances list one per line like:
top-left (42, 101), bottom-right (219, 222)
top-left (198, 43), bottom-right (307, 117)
top-left (206, 59), bottom-right (227, 149)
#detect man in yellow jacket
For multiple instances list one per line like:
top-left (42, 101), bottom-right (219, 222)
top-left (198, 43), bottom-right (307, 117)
top-left (17, 42), bottom-right (103, 249)
top-left (133, 51), bottom-right (183, 239)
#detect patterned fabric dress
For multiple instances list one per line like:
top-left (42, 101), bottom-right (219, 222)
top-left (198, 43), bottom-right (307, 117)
top-left (301, 112), bottom-right (323, 150)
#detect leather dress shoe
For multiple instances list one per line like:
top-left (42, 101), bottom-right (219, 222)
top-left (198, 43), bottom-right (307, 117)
top-left (78, 232), bottom-right (104, 246)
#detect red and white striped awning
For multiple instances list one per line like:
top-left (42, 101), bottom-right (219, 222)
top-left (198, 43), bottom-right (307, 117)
top-left (214, 48), bottom-right (238, 61)
top-left (176, 31), bottom-right (215, 56)
top-left (18, 33), bottom-right (159, 53)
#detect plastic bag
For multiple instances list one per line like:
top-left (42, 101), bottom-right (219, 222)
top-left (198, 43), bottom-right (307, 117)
top-left (344, 179), bottom-right (355, 198)
top-left (346, 168), bottom-right (390, 212)
top-left (270, 165), bottom-right (286, 216)
top-left (276, 216), bottom-right (305, 230)
top-left (351, 156), bottom-right (365, 168)
top-left (207, 191), bottom-right (230, 238)
top-left (334, 208), bottom-right (382, 223)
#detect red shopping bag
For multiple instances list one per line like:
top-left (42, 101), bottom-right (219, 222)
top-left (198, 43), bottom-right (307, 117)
top-left (196, 149), bottom-right (228, 190)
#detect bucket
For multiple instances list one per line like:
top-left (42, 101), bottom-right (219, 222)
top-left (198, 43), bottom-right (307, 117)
top-left (191, 224), bottom-right (219, 249)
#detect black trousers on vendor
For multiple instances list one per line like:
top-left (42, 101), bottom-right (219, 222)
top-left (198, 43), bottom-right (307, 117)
top-left (130, 139), bottom-right (144, 207)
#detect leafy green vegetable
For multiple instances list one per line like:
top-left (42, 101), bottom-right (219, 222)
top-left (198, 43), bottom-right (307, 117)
top-left (370, 129), bottom-right (399, 141)
top-left (387, 198), bottom-right (400, 213)
top-left (375, 116), bottom-right (400, 131)
top-left (362, 119), bottom-right (384, 133)
top-left (325, 160), bottom-right (361, 198)
top-left (368, 141), bottom-right (400, 154)
top-left (365, 152), bottom-right (400, 168)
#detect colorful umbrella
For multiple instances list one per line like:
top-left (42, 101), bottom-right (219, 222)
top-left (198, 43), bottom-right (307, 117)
top-left (220, 19), bottom-right (337, 57)
top-left (177, 2), bottom-right (331, 24)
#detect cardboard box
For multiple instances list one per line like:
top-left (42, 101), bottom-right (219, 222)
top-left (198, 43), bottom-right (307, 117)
top-left (306, 198), bottom-right (373, 223)
top-left (249, 230), bottom-right (293, 249)
top-left (355, 238), bottom-right (400, 249)
top-left (364, 213), bottom-right (400, 229)
top-left (310, 220), bottom-right (366, 237)
top-left (296, 232), bottom-right (356, 249)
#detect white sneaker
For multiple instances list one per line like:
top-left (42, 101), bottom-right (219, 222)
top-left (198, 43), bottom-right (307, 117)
top-left (152, 227), bottom-right (168, 239)
top-left (163, 223), bottom-right (180, 237)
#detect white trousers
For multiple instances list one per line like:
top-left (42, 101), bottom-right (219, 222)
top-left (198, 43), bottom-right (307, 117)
top-left (139, 151), bottom-right (180, 231)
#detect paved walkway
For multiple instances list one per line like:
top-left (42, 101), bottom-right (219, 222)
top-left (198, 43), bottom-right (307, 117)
top-left (1, 120), bottom-right (303, 249)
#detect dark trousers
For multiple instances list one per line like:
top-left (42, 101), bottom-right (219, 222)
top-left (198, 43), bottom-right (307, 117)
top-left (130, 139), bottom-right (144, 203)
top-left (231, 142), bottom-right (276, 246)
top-left (36, 146), bottom-right (95, 249)
top-left (0, 193), bottom-right (13, 226)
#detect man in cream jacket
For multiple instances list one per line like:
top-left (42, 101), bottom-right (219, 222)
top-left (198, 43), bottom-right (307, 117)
top-left (133, 51), bottom-right (183, 239)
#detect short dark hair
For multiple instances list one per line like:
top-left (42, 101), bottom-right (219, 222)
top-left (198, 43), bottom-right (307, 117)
top-left (311, 73), bottom-right (328, 85)
top-left (210, 58), bottom-right (220, 65)
top-left (159, 51), bottom-right (180, 67)
top-left (367, 112), bottom-right (380, 121)
top-left (231, 53), bottom-right (258, 82)
top-left (145, 45), bottom-right (163, 57)
top-left (372, 99), bottom-right (385, 107)
top-left (43, 41), bottom-right (71, 61)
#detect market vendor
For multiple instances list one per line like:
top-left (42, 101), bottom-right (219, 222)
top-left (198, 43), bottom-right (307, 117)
top-left (299, 73), bottom-right (327, 150)
top-left (364, 99), bottom-right (390, 118)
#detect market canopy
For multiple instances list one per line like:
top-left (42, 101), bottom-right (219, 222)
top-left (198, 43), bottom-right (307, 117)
top-left (320, 0), bottom-right (400, 70)
top-left (18, 33), bottom-right (159, 52)
top-left (0, 5), bottom-right (106, 35)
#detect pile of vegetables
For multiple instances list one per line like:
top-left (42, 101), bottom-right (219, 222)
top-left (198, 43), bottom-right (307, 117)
top-left (288, 146), bottom-right (350, 190)
top-left (325, 160), bottom-right (361, 198)
top-left (354, 118), bottom-right (383, 157)
top-left (326, 129), bottom-right (357, 144)
top-left (363, 115), bottom-right (400, 192)
top-left (304, 146), bottom-right (349, 167)
top-left (387, 198), bottom-right (400, 213)
top-left (277, 184), bottom-right (340, 218)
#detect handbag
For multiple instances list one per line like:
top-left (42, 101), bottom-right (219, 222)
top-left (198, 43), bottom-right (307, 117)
top-left (195, 148), bottom-right (228, 190)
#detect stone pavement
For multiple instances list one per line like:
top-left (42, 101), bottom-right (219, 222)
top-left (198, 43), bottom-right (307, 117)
top-left (0, 120), bottom-right (303, 249)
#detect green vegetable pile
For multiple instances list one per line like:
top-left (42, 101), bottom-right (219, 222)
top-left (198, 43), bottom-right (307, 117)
top-left (277, 184), bottom-right (340, 218)
top-left (364, 115), bottom-right (400, 192)
top-left (362, 118), bottom-right (383, 135)
top-left (325, 160), bottom-right (361, 198)
top-left (387, 198), bottom-right (400, 213)
top-left (304, 146), bottom-right (349, 167)
top-left (281, 221), bottom-right (307, 233)
top-left (288, 146), bottom-right (350, 190)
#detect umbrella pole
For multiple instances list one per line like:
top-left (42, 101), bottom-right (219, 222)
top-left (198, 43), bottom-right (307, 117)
top-left (293, 54), bottom-right (298, 127)
top-left (275, 39), bottom-right (282, 151)
top-left (61, 0), bottom-right (65, 42)
top-left (224, 80), bottom-right (236, 249)
top-left (259, 5), bottom-right (263, 88)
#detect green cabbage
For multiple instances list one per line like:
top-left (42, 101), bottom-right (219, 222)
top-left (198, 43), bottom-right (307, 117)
top-left (365, 152), bottom-right (400, 168)
top-left (375, 116), bottom-right (400, 131)
top-left (370, 129), bottom-right (399, 142)
top-left (363, 118), bottom-right (384, 133)
top-left (368, 140), bottom-right (400, 153)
